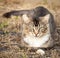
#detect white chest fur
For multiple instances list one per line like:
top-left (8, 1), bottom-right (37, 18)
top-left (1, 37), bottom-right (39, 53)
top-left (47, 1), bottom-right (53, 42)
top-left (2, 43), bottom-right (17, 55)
top-left (23, 33), bottom-right (50, 47)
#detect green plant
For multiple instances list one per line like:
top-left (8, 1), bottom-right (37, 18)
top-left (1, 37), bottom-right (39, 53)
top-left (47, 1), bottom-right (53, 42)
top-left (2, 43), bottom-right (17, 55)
top-left (0, 21), bottom-right (8, 29)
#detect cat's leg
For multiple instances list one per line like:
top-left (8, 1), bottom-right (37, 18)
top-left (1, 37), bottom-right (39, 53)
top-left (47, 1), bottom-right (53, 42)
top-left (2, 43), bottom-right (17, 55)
top-left (36, 38), bottom-right (54, 55)
top-left (36, 49), bottom-right (45, 55)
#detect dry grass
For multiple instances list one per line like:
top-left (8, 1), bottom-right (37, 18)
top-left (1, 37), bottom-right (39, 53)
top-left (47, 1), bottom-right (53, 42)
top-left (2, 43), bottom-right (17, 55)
top-left (0, 0), bottom-right (60, 58)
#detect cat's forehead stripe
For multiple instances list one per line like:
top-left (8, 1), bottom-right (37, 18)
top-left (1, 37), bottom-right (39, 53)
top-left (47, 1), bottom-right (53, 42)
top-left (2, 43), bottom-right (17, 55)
top-left (33, 18), bottom-right (39, 26)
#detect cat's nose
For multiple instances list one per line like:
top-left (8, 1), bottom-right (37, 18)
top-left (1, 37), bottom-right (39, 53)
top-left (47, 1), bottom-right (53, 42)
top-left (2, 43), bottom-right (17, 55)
top-left (33, 29), bottom-right (39, 36)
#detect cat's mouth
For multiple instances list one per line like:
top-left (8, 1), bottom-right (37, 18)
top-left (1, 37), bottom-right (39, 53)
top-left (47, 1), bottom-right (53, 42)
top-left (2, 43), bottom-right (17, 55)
top-left (23, 33), bottom-right (50, 47)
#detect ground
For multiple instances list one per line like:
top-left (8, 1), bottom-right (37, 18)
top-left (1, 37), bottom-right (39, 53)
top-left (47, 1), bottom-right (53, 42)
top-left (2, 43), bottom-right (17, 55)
top-left (0, 0), bottom-right (60, 58)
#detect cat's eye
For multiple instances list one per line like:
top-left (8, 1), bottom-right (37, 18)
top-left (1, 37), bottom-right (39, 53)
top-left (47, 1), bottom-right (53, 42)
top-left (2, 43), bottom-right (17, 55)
top-left (41, 28), bottom-right (45, 32)
top-left (40, 26), bottom-right (47, 33)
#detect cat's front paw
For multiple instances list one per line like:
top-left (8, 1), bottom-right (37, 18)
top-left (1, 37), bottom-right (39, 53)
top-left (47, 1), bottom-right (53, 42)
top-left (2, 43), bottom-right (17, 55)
top-left (36, 49), bottom-right (45, 55)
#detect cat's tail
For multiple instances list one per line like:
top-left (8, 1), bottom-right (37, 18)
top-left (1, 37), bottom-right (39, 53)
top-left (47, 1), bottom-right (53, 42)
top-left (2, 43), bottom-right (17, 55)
top-left (3, 10), bottom-right (29, 18)
top-left (3, 11), bottom-right (23, 18)
top-left (3, 12), bottom-right (12, 18)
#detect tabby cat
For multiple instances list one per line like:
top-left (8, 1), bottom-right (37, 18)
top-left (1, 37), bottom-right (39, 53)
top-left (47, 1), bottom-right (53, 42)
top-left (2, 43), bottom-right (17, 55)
top-left (3, 6), bottom-right (56, 55)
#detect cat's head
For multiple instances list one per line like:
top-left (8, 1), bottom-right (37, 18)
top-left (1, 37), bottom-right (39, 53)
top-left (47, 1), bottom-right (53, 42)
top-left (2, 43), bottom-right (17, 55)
top-left (22, 14), bottom-right (50, 38)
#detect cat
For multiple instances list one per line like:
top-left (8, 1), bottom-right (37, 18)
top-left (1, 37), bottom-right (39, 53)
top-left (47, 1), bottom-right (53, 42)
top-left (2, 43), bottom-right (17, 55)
top-left (3, 6), bottom-right (56, 55)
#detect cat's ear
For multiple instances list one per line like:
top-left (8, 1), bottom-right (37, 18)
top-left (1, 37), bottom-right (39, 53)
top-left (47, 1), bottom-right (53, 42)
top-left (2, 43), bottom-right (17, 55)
top-left (43, 14), bottom-right (50, 23)
top-left (44, 14), bottom-right (50, 20)
top-left (22, 14), bottom-right (30, 23)
top-left (40, 14), bottom-right (50, 23)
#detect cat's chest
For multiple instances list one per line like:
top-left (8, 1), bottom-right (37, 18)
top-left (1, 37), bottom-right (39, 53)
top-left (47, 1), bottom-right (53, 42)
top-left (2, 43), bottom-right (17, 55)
top-left (23, 34), bottom-right (50, 47)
